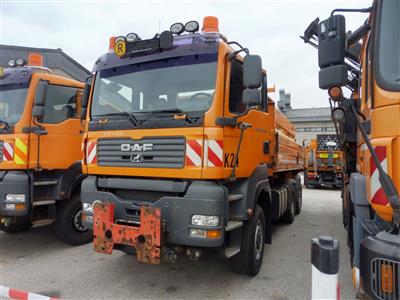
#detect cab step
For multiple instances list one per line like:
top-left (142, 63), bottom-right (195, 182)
top-left (32, 200), bottom-right (56, 206)
top-left (32, 219), bottom-right (54, 227)
top-left (361, 219), bottom-right (393, 235)
top-left (228, 193), bottom-right (243, 202)
top-left (33, 180), bottom-right (58, 186)
top-left (225, 220), bottom-right (243, 231)
top-left (224, 246), bottom-right (240, 258)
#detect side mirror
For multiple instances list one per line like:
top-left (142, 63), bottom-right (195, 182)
top-left (34, 81), bottom-right (48, 106)
top-left (317, 15), bottom-right (348, 89)
top-left (32, 106), bottom-right (45, 118)
top-left (82, 76), bottom-right (93, 109)
top-left (81, 75), bottom-right (93, 119)
top-left (243, 55), bottom-right (262, 88)
top-left (242, 88), bottom-right (261, 106)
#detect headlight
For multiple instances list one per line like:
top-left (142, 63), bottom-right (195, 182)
top-left (191, 215), bottom-right (220, 227)
top-left (82, 202), bottom-right (93, 214)
top-left (184, 21), bottom-right (199, 33)
top-left (5, 194), bottom-right (26, 203)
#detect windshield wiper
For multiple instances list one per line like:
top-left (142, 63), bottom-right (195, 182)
top-left (94, 112), bottom-right (142, 127)
top-left (149, 108), bottom-right (185, 114)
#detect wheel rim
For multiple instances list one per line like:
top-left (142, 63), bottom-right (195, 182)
top-left (254, 219), bottom-right (264, 261)
top-left (73, 209), bottom-right (88, 232)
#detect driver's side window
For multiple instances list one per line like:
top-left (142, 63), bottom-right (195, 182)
top-left (38, 84), bottom-right (80, 124)
top-left (229, 60), bottom-right (245, 114)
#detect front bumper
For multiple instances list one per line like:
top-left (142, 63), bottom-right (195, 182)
top-left (0, 171), bottom-right (30, 216)
top-left (82, 176), bottom-right (226, 249)
top-left (360, 231), bottom-right (400, 300)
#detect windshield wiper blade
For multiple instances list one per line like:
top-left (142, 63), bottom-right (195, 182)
top-left (150, 109), bottom-right (185, 114)
top-left (94, 112), bottom-right (142, 126)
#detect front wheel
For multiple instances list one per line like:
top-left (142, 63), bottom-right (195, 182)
top-left (229, 204), bottom-right (265, 276)
top-left (55, 194), bottom-right (92, 245)
top-left (0, 218), bottom-right (32, 233)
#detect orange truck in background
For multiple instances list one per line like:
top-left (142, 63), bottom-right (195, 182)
top-left (304, 134), bottom-right (343, 189)
top-left (303, 0), bottom-right (399, 298)
top-left (0, 53), bottom-right (92, 245)
top-left (81, 17), bottom-right (304, 275)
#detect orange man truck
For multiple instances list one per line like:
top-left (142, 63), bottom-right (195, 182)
top-left (81, 17), bottom-right (304, 275)
top-left (303, 0), bottom-right (399, 298)
top-left (0, 54), bottom-right (92, 245)
top-left (304, 134), bottom-right (343, 189)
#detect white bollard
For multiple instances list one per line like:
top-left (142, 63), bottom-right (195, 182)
top-left (311, 236), bottom-right (340, 300)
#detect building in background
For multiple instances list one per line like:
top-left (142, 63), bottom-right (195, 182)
top-left (278, 89), bottom-right (335, 144)
top-left (0, 44), bottom-right (91, 82)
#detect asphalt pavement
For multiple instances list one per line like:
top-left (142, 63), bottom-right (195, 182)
top-left (0, 188), bottom-right (355, 299)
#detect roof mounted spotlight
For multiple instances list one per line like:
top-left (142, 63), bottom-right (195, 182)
top-left (170, 22), bottom-right (185, 35)
top-left (7, 59), bottom-right (16, 67)
top-left (16, 58), bottom-right (26, 66)
top-left (126, 33), bottom-right (141, 42)
top-left (184, 21), bottom-right (199, 33)
top-left (115, 36), bottom-right (126, 44)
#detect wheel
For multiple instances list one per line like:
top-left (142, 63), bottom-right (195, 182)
top-left (281, 197), bottom-right (295, 224)
top-left (55, 193), bottom-right (92, 245)
top-left (294, 175), bottom-right (302, 215)
top-left (229, 204), bottom-right (265, 276)
top-left (0, 218), bottom-right (32, 233)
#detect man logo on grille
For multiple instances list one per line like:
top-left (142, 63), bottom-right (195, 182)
top-left (130, 154), bottom-right (143, 163)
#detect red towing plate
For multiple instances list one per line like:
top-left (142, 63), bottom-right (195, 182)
top-left (93, 202), bottom-right (162, 264)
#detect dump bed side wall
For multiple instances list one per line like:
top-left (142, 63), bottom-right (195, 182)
top-left (272, 107), bottom-right (304, 173)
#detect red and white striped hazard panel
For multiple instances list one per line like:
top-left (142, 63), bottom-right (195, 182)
top-left (370, 146), bottom-right (388, 205)
top-left (204, 140), bottom-right (223, 167)
top-left (185, 139), bottom-right (224, 167)
top-left (186, 140), bottom-right (203, 166)
top-left (86, 141), bottom-right (97, 165)
top-left (2, 142), bottom-right (14, 161)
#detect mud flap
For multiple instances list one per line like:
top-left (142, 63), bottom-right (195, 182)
top-left (93, 202), bottom-right (161, 264)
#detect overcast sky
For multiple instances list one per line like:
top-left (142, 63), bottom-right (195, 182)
top-left (1, 0), bottom-right (371, 108)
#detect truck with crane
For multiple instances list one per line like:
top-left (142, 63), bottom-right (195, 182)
top-left (0, 53), bottom-right (92, 245)
top-left (302, 0), bottom-right (400, 298)
top-left (304, 134), bottom-right (343, 189)
top-left (81, 16), bottom-right (304, 275)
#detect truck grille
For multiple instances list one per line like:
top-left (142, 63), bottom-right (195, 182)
top-left (97, 137), bottom-right (185, 168)
top-left (371, 258), bottom-right (399, 300)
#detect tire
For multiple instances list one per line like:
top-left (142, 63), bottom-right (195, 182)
top-left (0, 218), bottom-right (32, 233)
top-left (230, 204), bottom-right (265, 276)
top-left (281, 197), bottom-right (295, 224)
top-left (295, 185), bottom-right (303, 215)
top-left (55, 193), bottom-right (92, 245)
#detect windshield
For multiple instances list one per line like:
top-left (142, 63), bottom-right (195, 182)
top-left (91, 54), bottom-right (218, 118)
top-left (377, 0), bottom-right (400, 90)
top-left (0, 83), bottom-right (28, 125)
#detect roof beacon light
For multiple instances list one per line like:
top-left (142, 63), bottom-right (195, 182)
top-left (28, 53), bottom-right (43, 66)
top-left (7, 59), bottom-right (16, 67)
top-left (16, 58), bottom-right (25, 66)
top-left (202, 16), bottom-right (219, 32)
top-left (184, 21), bottom-right (199, 33)
top-left (109, 36), bottom-right (116, 50)
top-left (170, 22), bottom-right (185, 35)
top-left (126, 33), bottom-right (141, 43)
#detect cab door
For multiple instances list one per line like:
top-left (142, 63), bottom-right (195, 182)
top-left (29, 80), bottom-right (84, 170)
top-left (223, 58), bottom-right (273, 179)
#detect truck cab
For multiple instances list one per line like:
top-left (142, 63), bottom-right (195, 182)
top-left (303, 0), bottom-right (400, 298)
top-left (0, 53), bottom-right (92, 245)
top-left (81, 17), bottom-right (304, 275)
top-left (304, 135), bottom-right (343, 189)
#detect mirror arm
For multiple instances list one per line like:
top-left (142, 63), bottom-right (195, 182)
top-left (330, 7), bottom-right (372, 18)
top-left (228, 48), bottom-right (249, 61)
